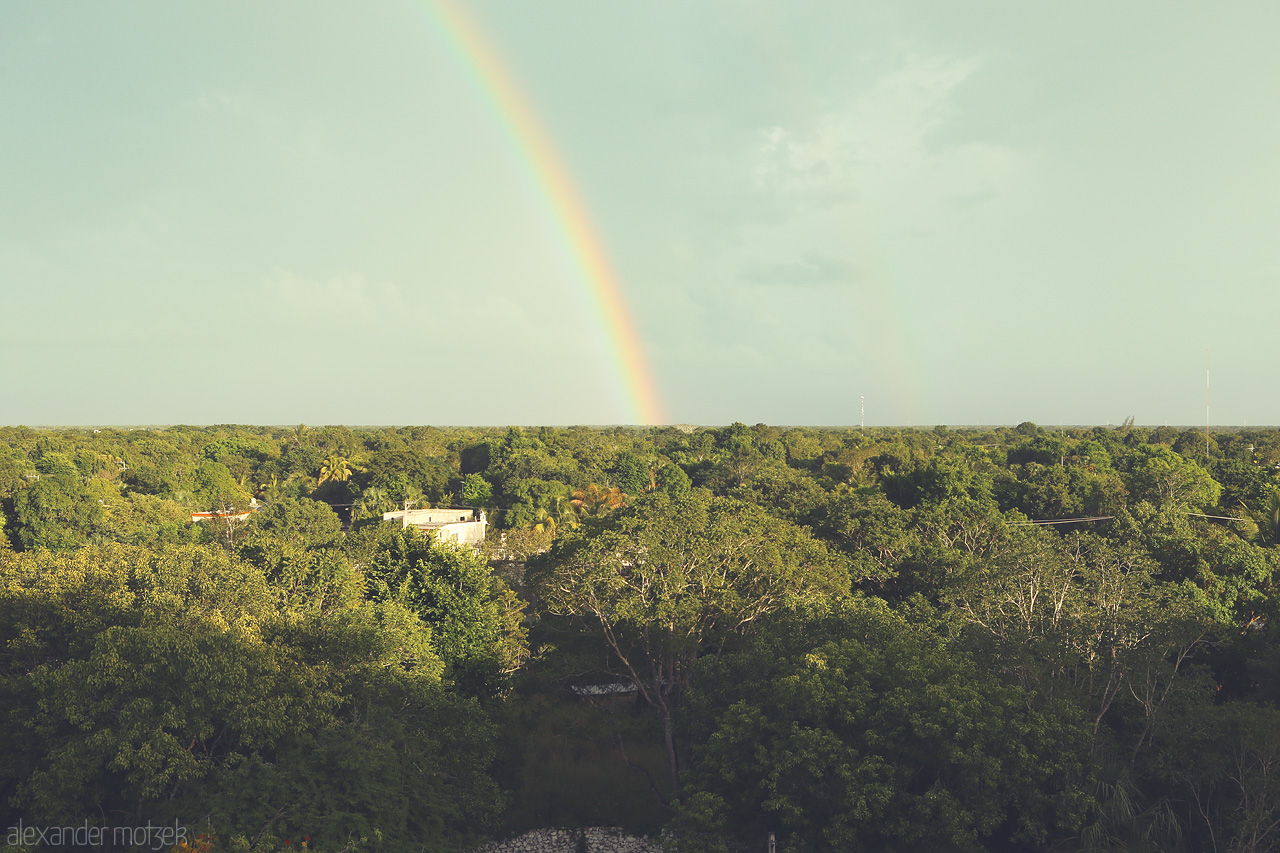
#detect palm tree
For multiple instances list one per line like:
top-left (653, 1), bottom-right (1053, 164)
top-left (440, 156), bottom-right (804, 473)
top-left (354, 487), bottom-right (396, 521)
top-left (255, 476), bottom-right (284, 504)
top-left (547, 494), bottom-right (579, 531)
top-left (285, 471), bottom-right (317, 497)
top-left (570, 483), bottom-right (626, 520)
top-left (1249, 489), bottom-right (1280, 547)
top-left (531, 507), bottom-right (558, 536)
top-left (318, 454), bottom-right (354, 485)
top-left (1072, 761), bottom-right (1184, 852)
top-left (522, 494), bottom-right (580, 545)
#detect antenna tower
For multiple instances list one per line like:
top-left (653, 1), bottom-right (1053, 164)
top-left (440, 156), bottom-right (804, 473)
top-left (1206, 349), bottom-right (1211, 460)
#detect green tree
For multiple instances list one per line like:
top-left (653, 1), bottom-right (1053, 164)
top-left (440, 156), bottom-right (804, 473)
top-left (655, 462), bottom-right (693, 500)
top-left (96, 489), bottom-right (199, 547)
top-left (201, 435), bottom-right (270, 466)
top-left (34, 452), bottom-right (79, 478)
top-left (11, 473), bottom-right (104, 551)
top-left (812, 491), bottom-right (913, 586)
top-left (247, 496), bottom-right (343, 549)
top-left (1132, 506), bottom-right (1278, 627)
top-left (727, 463), bottom-right (828, 524)
top-left (271, 443), bottom-right (324, 483)
top-left (1007, 434), bottom-right (1068, 467)
top-left (0, 543), bottom-right (501, 850)
top-left (1152, 699), bottom-right (1280, 853)
top-left (529, 491), bottom-right (850, 796)
top-left (1124, 445), bottom-right (1222, 511)
top-left (1212, 457), bottom-right (1273, 510)
top-left (502, 478), bottom-right (573, 529)
top-left (948, 528), bottom-right (1215, 768)
top-left (462, 473), bottom-right (495, 509)
top-left (363, 527), bottom-right (528, 697)
top-left (190, 460), bottom-right (253, 512)
top-left (237, 498), bottom-right (354, 610)
top-left (882, 453), bottom-right (995, 510)
top-left (611, 451), bottom-right (651, 496)
top-left (676, 600), bottom-right (1088, 852)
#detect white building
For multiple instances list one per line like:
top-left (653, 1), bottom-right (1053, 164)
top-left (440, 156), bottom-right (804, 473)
top-left (381, 507), bottom-right (488, 548)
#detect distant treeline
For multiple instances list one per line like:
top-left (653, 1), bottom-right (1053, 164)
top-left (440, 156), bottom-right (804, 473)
top-left (3, 421), bottom-right (1280, 852)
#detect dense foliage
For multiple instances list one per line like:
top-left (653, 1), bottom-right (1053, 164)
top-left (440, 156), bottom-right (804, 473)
top-left (2, 421), bottom-right (1280, 851)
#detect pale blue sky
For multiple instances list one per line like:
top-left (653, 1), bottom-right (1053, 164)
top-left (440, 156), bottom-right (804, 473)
top-left (3, 2), bottom-right (1278, 426)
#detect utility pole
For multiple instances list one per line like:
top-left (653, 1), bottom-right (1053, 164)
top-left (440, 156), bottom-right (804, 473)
top-left (860, 396), bottom-right (865, 432)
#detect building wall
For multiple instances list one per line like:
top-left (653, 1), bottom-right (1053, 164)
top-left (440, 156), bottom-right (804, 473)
top-left (433, 520), bottom-right (487, 547)
top-left (380, 508), bottom-right (488, 548)
top-left (383, 508), bottom-right (482, 526)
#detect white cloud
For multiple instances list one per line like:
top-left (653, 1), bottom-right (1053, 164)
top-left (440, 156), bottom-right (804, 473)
top-left (654, 51), bottom-right (1034, 421)
top-left (752, 53), bottom-right (1025, 214)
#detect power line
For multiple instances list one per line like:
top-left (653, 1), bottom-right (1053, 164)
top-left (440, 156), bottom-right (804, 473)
top-left (1011, 512), bottom-right (1251, 527)
top-left (1011, 516), bottom-right (1114, 525)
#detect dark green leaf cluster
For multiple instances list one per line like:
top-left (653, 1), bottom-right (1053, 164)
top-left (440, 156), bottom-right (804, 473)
top-left (0, 543), bottom-right (504, 851)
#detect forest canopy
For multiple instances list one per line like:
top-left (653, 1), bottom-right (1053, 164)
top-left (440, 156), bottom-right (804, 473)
top-left (2, 421), bottom-right (1280, 851)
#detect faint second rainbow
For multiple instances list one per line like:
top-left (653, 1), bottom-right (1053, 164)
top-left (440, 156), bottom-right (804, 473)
top-left (417, 0), bottom-right (665, 425)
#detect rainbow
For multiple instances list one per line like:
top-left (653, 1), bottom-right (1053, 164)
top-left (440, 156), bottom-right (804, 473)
top-left (416, 0), bottom-right (665, 425)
